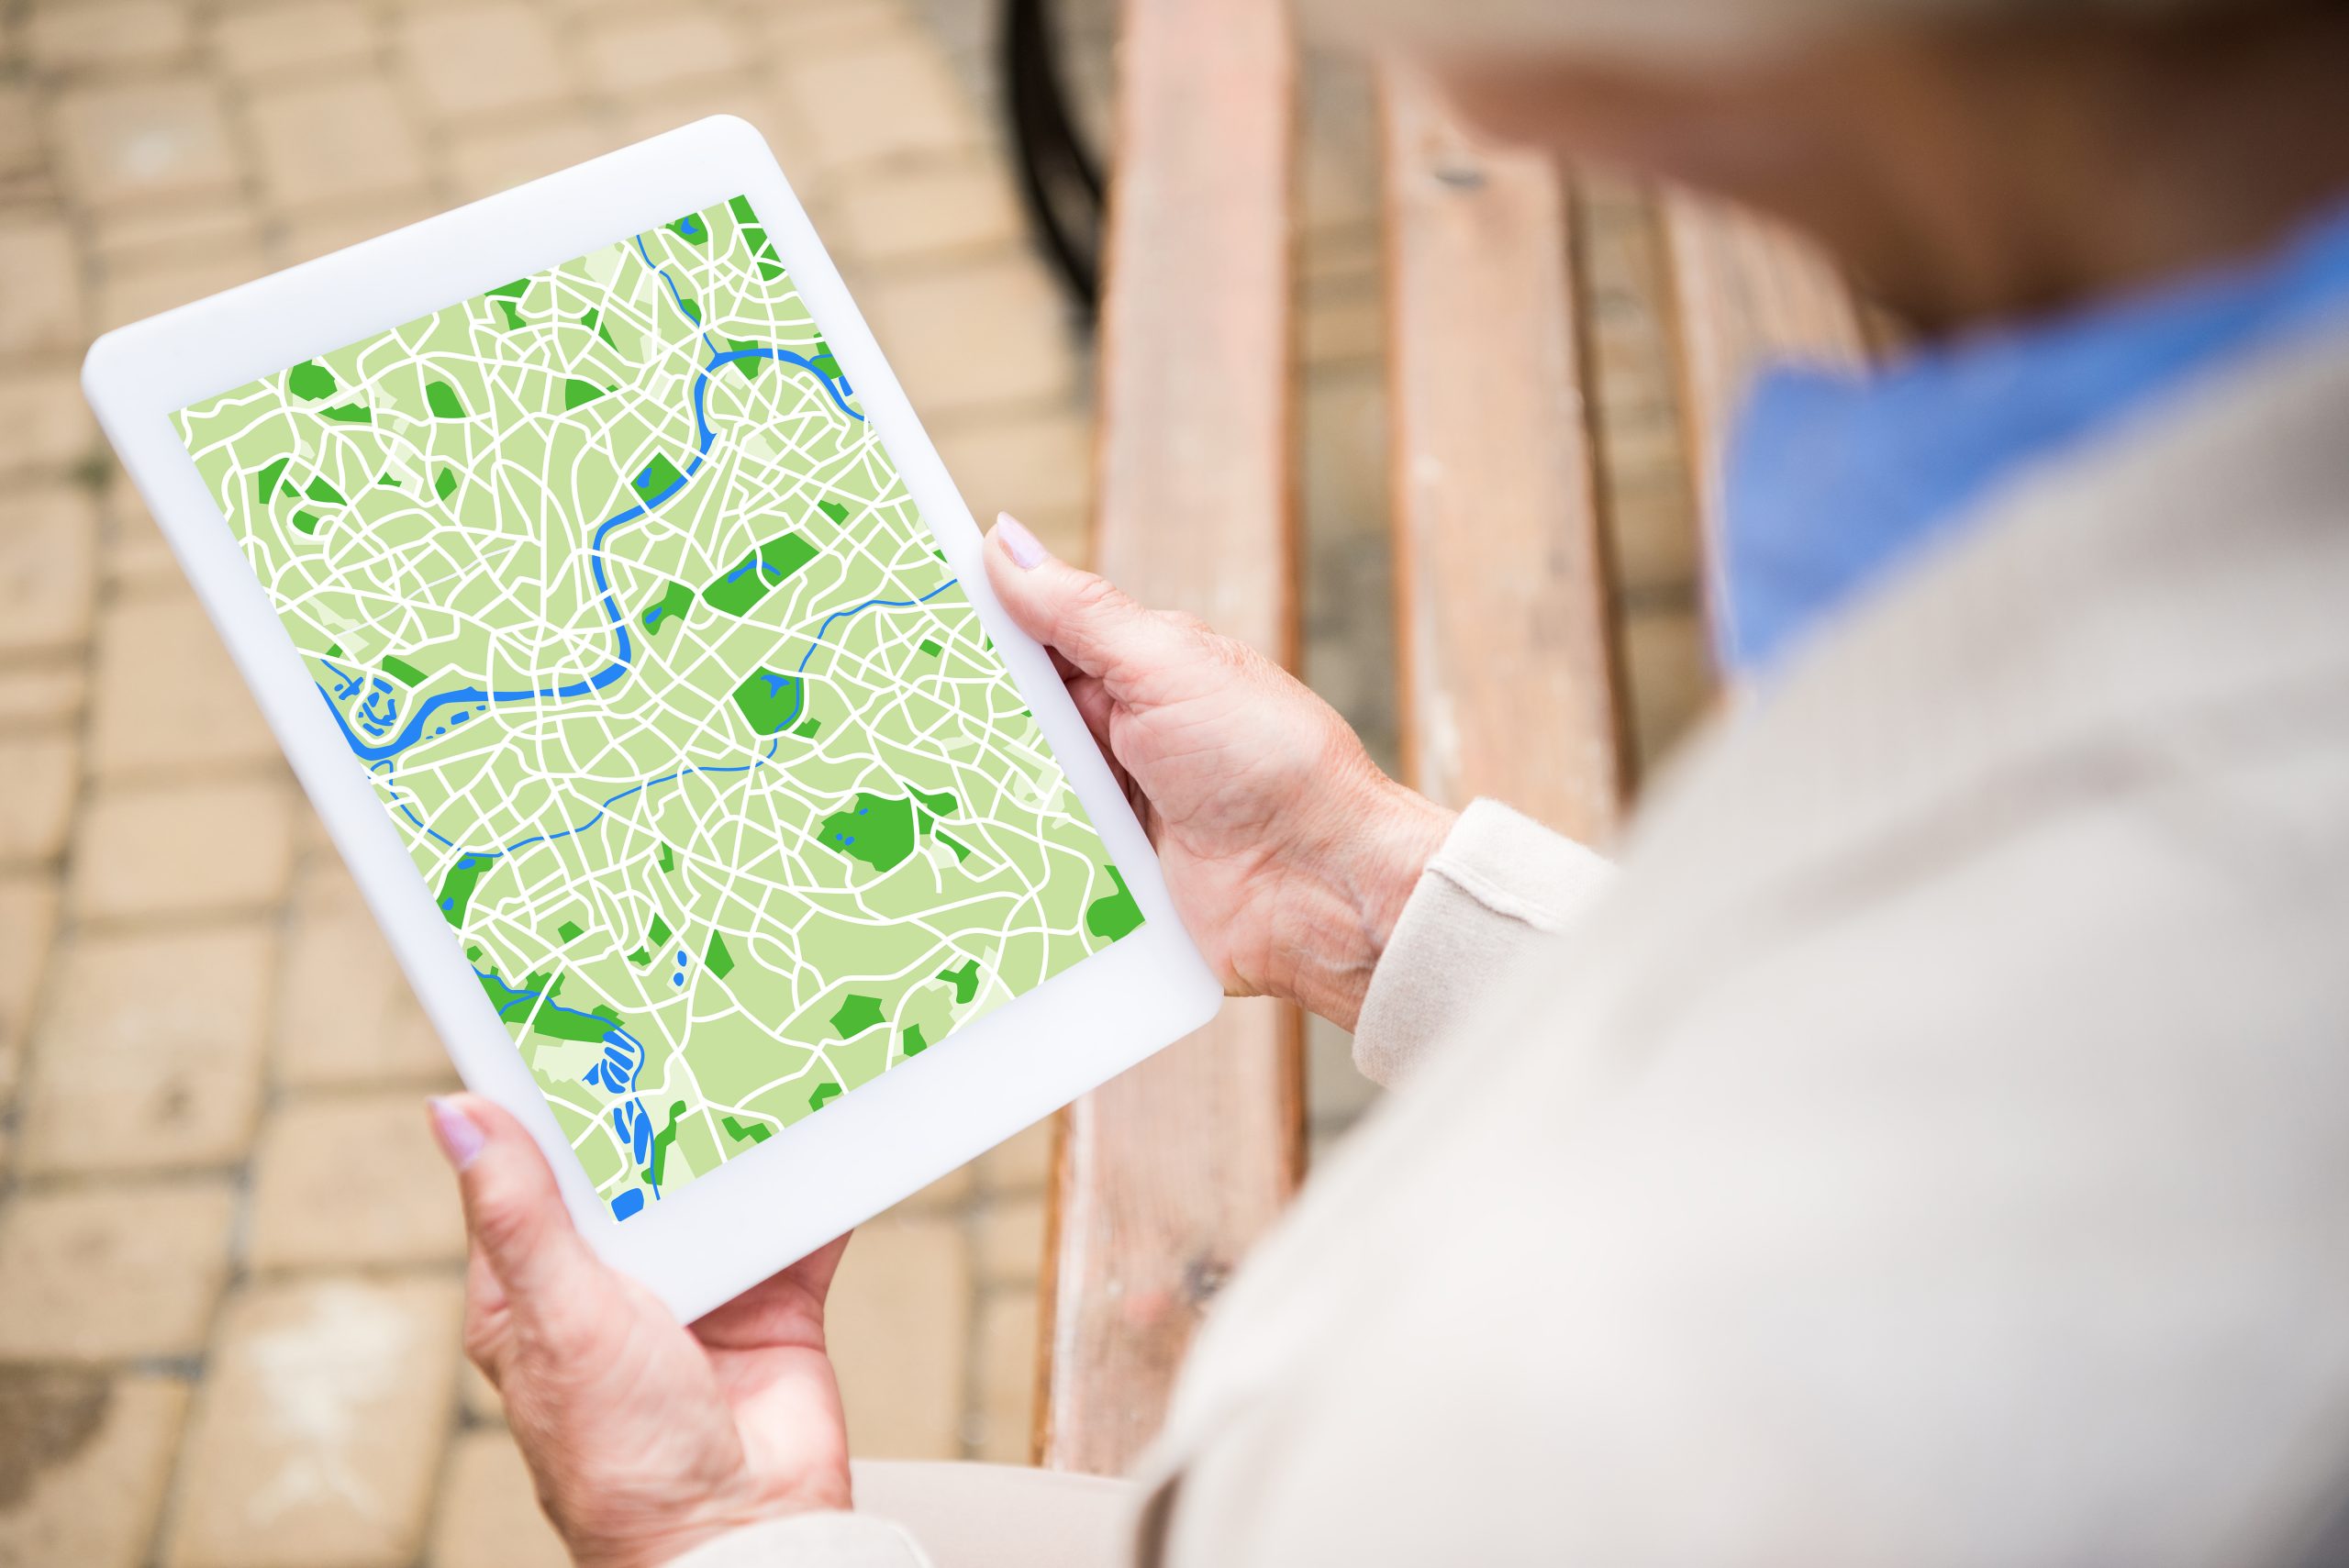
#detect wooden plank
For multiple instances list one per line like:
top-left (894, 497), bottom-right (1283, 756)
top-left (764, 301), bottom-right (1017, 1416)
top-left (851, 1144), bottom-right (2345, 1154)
top-left (1661, 195), bottom-right (1869, 629)
top-left (1381, 70), bottom-right (1624, 834)
top-left (1036, 0), bottom-right (1303, 1476)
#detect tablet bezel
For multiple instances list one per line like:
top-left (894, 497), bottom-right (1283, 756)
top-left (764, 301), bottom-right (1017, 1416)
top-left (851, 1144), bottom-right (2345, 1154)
top-left (82, 115), bottom-right (1221, 1325)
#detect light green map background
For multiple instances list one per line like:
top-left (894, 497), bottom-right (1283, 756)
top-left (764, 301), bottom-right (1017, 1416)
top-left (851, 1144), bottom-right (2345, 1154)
top-left (173, 195), bottom-right (1141, 1223)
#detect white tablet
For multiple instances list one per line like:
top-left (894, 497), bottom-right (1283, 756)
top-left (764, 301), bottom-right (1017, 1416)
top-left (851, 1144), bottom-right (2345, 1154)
top-left (83, 115), bottom-right (1219, 1324)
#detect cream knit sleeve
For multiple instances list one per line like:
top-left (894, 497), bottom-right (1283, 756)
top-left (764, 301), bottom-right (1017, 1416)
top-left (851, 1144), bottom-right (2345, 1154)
top-left (1350, 799), bottom-right (1616, 1086)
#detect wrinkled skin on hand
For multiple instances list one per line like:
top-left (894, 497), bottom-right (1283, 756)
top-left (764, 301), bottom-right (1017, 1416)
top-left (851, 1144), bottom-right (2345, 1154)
top-left (440, 1092), bottom-right (854, 1568)
top-left (983, 515), bottom-right (1454, 1029)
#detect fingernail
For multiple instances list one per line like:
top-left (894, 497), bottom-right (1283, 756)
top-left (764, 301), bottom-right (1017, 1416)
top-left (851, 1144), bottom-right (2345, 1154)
top-left (429, 1096), bottom-right (486, 1171)
top-left (994, 512), bottom-right (1048, 570)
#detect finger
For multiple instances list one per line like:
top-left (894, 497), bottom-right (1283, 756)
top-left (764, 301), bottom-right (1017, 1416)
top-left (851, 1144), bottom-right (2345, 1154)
top-left (462, 1247), bottom-right (513, 1384)
top-left (429, 1095), bottom-right (599, 1320)
top-left (1064, 671), bottom-right (1117, 759)
top-left (983, 514), bottom-right (1204, 702)
top-left (693, 1233), bottom-right (854, 1351)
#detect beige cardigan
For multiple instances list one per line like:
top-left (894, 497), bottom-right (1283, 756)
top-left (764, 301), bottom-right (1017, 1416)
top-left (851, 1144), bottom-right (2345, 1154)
top-left (676, 317), bottom-right (2349, 1567)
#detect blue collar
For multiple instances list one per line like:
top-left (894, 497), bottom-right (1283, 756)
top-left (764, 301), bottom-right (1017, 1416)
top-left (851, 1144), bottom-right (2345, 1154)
top-left (1718, 199), bottom-right (2349, 675)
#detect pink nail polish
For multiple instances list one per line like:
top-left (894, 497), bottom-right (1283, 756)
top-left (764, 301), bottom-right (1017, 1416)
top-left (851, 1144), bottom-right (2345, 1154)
top-left (429, 1095), bottom-right (486, 1171)
top-left (995, 512), bottom-right (1049, 569)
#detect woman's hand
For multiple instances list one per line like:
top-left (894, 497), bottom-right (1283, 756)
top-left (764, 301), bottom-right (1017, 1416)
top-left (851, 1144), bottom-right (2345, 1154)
top-left (431, 1094), bottom-right (853, 1568)
top-left (985, 515), bottom-right (1454, 1029)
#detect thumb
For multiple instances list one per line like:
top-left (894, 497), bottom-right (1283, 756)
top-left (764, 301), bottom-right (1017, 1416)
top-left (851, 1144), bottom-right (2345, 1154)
top-left (429, 1095), bottom-right (597, 1312)
top-left (983, 514), bottom-right (1201, 702)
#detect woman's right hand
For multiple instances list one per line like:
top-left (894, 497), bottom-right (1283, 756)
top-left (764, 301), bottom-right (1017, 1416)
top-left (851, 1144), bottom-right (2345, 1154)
top-left (983, 515), bottom-right (1454, 1030)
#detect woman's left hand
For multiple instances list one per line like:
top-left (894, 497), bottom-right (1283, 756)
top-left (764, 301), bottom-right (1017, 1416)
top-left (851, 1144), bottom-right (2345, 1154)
top-left (430, 1094), bottom-right (854, 1568)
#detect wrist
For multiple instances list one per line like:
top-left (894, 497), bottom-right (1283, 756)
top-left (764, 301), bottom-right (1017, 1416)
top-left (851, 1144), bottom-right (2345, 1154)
top-left (1264, 771), bottom-right (1454, 1030)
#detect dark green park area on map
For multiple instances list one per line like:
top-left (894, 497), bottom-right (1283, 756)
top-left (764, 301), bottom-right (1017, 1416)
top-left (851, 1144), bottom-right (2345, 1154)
top-left (817, 792), bottom-right (918, 873)
top-left (634, 453), bottom-right (685, 498)
top-left (1086, 867), bottom-right (1145, 941)
top-left (938, 959), bottom-right (981, 1005)
top-left (730, 668), bottom-right (803, 735)
top-left (703, 530), bottom-right (818, 616)
top-left (438, 852), bottom-right (494, 926)
top-left (641, 580), bottom-right (695, 635)
top-left (288, 361), bottom-right (335, 399)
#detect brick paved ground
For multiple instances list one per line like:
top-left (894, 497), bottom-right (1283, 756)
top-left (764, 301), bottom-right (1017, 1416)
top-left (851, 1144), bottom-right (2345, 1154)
top-left (0, 1), bottom-right (1715, 1562)
top-left (0, 2), bottom-right (1101, 1563)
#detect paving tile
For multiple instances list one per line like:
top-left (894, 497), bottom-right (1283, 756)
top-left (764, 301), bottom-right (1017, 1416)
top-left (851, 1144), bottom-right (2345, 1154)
top-left (249, 1094), bottom-right (466, 1270)
top-left (930, 407), bottom-right (1093, 539)
top-left (974, 1193), bottom-right (1045, 1286)
top-left (0, 662), bottom-right (85, 726)
top-left (1301, 270), bottom-right (1383, 366)
top-left (427, 1429), bottom-right (568, 1568)
top-left (50, 78), bottom-right (241, 211)
top-left (1306, 1011), bottom-right (1378, 1131)
top-left (102, 473), bottom-right (186, 594)
top-left (1300, 364), bottom-right (1389, 550)
top-left (0, 484), bottom-right (99, 656)
top-left (0, 216), bottom-right (84, 357)
top-left (777, 27), bottom-right (979, 172)
top-left (93, 200), bottom-right (264, 272)
top-left (91, 595), bottom-right (279, 778)
top-left (0, 1370), bottom-right (190, 1568)
top-left (896, 1158), bottom-right (974, 1212)
top-left (743, 0), bottom-right (906, 57)
top-left (395, 4), bottom-right (572, 126)
top-left (0, 873), bottom-right (61, 1093)
top-left (579, 9), bottom-right (743, 98)
top-left (612, 84), bottom-right (822, 179)
top-left (972, 1287), bottom-right (1038, 1463)
top-left (457, 1357), bottom-right (504, 1425)
top-left (829, 157), bottom-right (1021, 265)
top-left (0, 733), bottom-right (78, 865)
top-left (1606, 471), bottom-right (1705, 599)
top-left (1621, 603), bottom-right (1718, 777)
top-left (210, 1), bottom-right (383, 80)
top-left (827, 1212), bottom-right (971, 1460)
top-left (18, 923), bottom-right (275, 1174)
top-left (287, 791), bottom-right (337, 854)
top-left (0, 1177), bottom-right (239, 1361)
top-left (273, 190), bottom-right (443, 268)
top-left (863, 257), bottom-right (1077, 417)
top-left (94, 246), bottom-right (268, 332)
top-left (974, 1115), bottom-right (1052, 1194)
top-left (70, 777), bottom-right (295, 922)
top-left (0, 86), bottom-right (44, 191)
top-left (245, 77), bottom-right (430, 211)
top-left (275, 902), bottom-right (456, 1087)
top-left (445, 114), bottom-right (620, 205)
top-left (22, 0), bottom-right (196, 74)
top-left (165, 1276), bottom-right (464, 1568)
top-left (0, 367), bottom-right (101, 477)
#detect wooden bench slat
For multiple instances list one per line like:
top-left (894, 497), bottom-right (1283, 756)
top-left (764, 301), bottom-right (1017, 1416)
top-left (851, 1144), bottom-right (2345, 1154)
top-left (1037, 0), bottom-right (1303, 1477)
top-left (1662, 195), bottom-right (1870, 630)
top-left (1381, 70), bottom-right (1625, 833)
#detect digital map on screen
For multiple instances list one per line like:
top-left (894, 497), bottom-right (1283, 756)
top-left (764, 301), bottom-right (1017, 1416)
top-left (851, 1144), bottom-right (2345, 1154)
top-left (174, 195), bottom-right (1141, 1223)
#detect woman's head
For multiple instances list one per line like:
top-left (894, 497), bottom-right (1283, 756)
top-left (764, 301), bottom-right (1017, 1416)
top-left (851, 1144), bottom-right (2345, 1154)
top-left (1325, 0), bottom-right (2349, 329)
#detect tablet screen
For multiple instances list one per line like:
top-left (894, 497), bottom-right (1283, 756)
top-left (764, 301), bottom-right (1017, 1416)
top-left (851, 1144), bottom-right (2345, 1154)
top-left (172, 195), bottom-right (1142, 1223)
